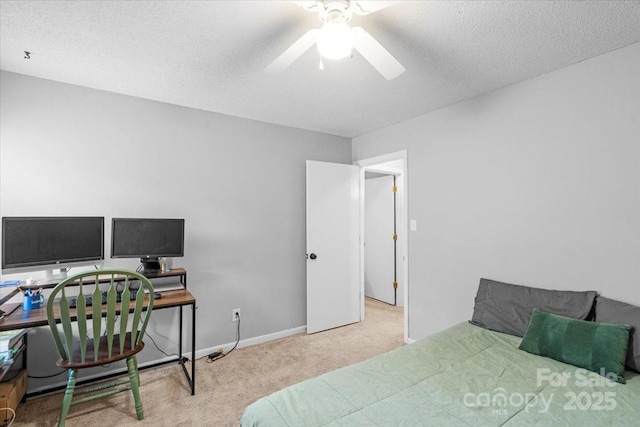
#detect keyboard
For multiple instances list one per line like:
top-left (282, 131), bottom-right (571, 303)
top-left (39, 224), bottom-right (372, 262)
top-left (69, 291), bottom-right (162, 308)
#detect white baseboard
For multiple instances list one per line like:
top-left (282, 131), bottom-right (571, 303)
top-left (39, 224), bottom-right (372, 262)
top-left (195, 325), bottom-right (307, 360)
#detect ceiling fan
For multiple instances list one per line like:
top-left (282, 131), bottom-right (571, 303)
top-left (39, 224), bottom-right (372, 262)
top-left (265, 0), bottom-right (405, 80)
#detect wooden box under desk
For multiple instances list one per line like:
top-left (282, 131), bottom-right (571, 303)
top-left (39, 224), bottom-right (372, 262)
top-left (0, 369), bottom-right (27, 423)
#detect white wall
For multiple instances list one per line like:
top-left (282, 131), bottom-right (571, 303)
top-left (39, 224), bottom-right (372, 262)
top-left (353, 42), bottom-right (640, 341)
top-left (0, 71), bottom-right (351, 390)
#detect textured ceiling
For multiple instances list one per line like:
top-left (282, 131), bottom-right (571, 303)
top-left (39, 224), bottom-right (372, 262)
top-left (1, 1), bottom-right (640, 138)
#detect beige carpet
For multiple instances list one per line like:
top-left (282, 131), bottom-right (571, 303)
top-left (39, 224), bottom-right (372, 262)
top-left (13, 298), bottom-right (403, 426)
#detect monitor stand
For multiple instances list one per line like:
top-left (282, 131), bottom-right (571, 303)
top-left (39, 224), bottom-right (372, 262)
top-left (45, 268), bottom-right (69, 281)
top-left (140, 258), bottom-right (161, 276)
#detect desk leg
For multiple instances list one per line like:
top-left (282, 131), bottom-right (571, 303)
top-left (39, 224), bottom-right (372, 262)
top-left (191, 301), bottom-right (196, 395)
top-left (179, 305), bottom-right (183, 361)
top-left (177, 303), bottom-right (196, 395)
top-left (21, 333), bottom-right (28, 403)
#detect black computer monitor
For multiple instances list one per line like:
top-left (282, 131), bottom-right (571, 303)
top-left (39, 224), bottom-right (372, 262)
top-left (110, 218), bottom-right (184, 275)
top-left (1, 216), bottom-right (105, 280)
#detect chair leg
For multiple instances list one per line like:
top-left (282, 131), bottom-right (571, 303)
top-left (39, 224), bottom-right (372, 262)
top-left (133, 356), bottom-right (141, 384)
top-left (127, 357), bottom-right (144, 420)
top-left (58, 369), bottom-right (77, 427)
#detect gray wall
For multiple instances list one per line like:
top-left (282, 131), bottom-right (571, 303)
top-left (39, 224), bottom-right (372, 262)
top-left (353, 42), bottom-right (640, 341)
top-left (0, 71), bottom-right (351, 391)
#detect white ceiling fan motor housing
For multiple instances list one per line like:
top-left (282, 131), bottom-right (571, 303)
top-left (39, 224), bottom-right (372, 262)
top-left (317, 0), bottom-right (355, 60)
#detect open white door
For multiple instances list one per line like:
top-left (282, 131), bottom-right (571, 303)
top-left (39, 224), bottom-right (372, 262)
top-left (306, 160), bottom-right (360, 334)
top-left (364, 175), bottom-right (396, 305)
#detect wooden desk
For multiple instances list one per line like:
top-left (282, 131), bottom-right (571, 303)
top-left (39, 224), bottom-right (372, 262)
top-left (0, 288), bottom-right (197, 397)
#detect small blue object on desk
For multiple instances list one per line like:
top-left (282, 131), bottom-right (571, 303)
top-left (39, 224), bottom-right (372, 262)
top-left (23, 293), bottom-right (44, 311)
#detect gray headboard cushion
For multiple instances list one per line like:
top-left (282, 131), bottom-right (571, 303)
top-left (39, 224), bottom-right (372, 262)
top-left (595, 296), bottom-right (640, 373)
top-left (470, 278), bottom-right (597, 337)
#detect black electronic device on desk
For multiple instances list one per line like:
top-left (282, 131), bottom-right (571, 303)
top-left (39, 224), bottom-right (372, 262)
top-left (1, 216), bottom-right (105, 281)
top-left (68, 290), bottom-right (162, 308)
top-left (110, 218), bottom-right (184, 276)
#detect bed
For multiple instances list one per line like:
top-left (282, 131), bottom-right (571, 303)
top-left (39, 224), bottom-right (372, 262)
top-left (241, 279), bottom-right (640, 426)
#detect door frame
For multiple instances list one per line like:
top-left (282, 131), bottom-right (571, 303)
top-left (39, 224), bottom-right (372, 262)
top-left (355, 150), bottom-right (409, 343)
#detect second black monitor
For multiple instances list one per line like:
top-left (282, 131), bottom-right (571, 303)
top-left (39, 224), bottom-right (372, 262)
top-left (111, 218), bottom-right (184, 275)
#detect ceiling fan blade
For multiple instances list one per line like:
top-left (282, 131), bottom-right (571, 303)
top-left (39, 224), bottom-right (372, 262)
top-left (265, 29), bottom-right (318, 75)
top-left (352, 27), bottom-right (405, 80)
top-left (291, 1), bottom-right (321, 12)
top-left (351, 1), bottom-right (397, 15)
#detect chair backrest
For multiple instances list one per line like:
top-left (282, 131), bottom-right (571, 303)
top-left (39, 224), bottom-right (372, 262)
top-left (46, 269), bottom-right (154, 365)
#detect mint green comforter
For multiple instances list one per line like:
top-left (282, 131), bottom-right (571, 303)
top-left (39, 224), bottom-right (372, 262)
top-left (241, 322), bottom-right (640, 426)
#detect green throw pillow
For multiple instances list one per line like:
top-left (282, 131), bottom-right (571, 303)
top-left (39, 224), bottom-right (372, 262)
top-left (519, 309), bottom-right (630, 384)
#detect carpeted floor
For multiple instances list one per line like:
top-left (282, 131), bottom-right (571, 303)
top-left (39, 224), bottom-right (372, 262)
top-left (12, 297), bottom-right (403, 426)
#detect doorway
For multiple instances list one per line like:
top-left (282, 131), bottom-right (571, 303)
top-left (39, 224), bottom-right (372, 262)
top-left (364, 172), bottom-right (401, 306)
top-left (356, 150), bottom-right (408, 343)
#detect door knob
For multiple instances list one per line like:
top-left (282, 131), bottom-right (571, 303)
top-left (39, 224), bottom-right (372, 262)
top-left (309, 253), bottom-right (317, 260)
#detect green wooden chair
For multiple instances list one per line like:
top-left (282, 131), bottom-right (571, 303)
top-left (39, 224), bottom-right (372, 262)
top-left (46, 269), bottom-right (155, 426)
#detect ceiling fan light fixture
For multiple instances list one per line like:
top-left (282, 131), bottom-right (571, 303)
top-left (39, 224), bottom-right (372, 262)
top-left (266, 0), bottom-right (404, 79)
top-left (316, 21), bottom-right (354, 60)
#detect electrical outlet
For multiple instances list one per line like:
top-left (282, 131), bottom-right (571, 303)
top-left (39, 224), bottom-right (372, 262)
top-left (232, 308), bottom-right (241, 322)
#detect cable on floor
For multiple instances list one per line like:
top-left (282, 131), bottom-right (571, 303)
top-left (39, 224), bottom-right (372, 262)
top-left (206, 315), bottom-right (241, 363)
